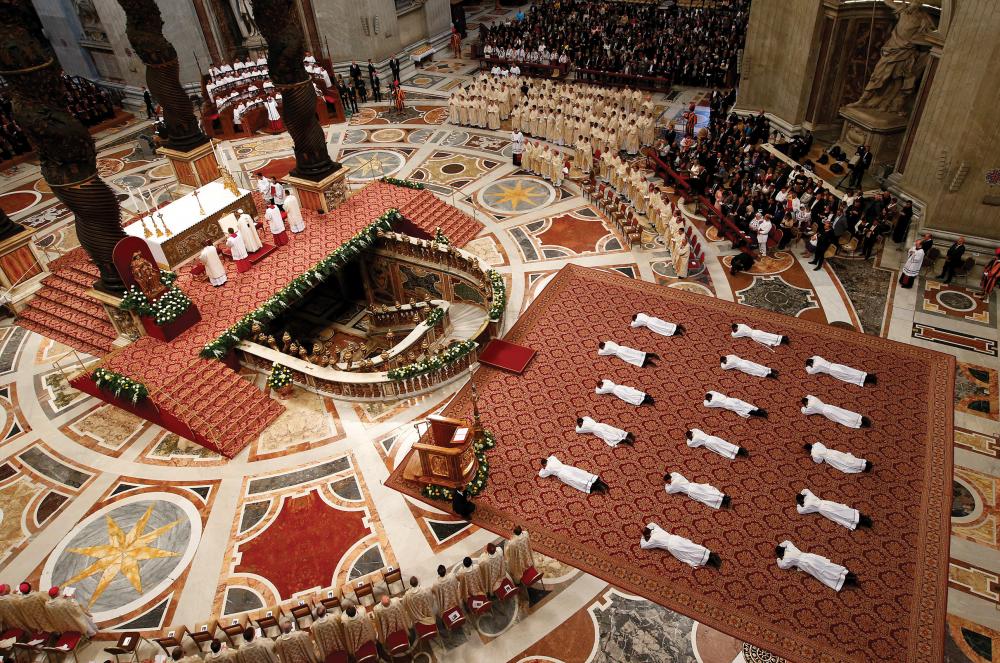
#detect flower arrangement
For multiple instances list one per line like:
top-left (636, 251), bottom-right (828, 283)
top-left (380, 176), bottom-right (424, 190)
top-left (201, 213), bottom-right (397, 359)
top-left (433, 227), bottom-right (450, 245)
top-left (424, 305), bottom-right (444, 326)
top-left (487, 269), bottom-right (506, 321)
top-left (119, 270), bottom-right (192, 326)
top-left (386, 340), bottom-right (476, 380)
top-left (266, 363), bottom-right (293, 390)
top-left (422, 430), bottom-right (496, 500)
top-left (92, 367), bottom-right (149, 404)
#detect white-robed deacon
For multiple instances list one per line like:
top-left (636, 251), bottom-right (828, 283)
top-left (796, 488), bottom-right (871, 530)
top-left (598, 340), bottom-right (659, 368)
top-left (539, 455), bottom-right (608, 493)
top-left (804, 442), bottom-right (872, 474)
top-left (575, 416), bottom-right (634, 447)
top-left (640, 523), bottom-right (721, 568)
top-left (806, 356), bottom-right (875, 386)
top-left (720, 354), bottom-right (777, 379)
top-left (237, 209), bottom-right (263, 252)
top-left (630, 312), bottom-right (685, 336)
top-left (665, 471), bottom-right (730, 509)
top-left (731, 323), bottom-right (788, 347)
top-left (595, 379), bottom-right (653, 406)
top-left (775, 541), bottom-right (856, 591)
top-left (801, 395), bottom-right (871, 428)
top-left (200, 241), bottom-right (227, 286)
top-left (704, 391), bottom-right (767, 418)
top-left (284, 193), bottom-right (305, 233)
top-left (686, 428), bottom-right (748, 458)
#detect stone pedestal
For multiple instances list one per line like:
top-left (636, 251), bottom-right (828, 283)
top-left (87, 288), bottom-right (143, 346)
top-left (283, 168), bottom-right (349, 214)
top-left (838, 106), bottom-right (909, 167)
top-left (0, 228), bottom-right (48, 313)
top-left (159, 141), bottom-right (220, 189)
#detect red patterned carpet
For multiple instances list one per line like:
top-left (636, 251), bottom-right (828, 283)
top-left (387, 264), bottom-right (952, 663)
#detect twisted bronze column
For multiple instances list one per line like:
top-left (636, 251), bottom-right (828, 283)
top-left (118, 0), bottom-right (209, 152)
top-left (0, 209), bottom-right (24, 242)
top-left (0, 0), bottom-right (124, 292)
top-left (251, 0), bottom-right (340, 181)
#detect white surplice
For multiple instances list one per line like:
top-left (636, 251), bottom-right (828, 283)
top-left (595, 379), bottom-right (646, 406)
top-left (265, 206), bottom-right (285, 233)
top-left (687, 428), bottom-right (740, 459)
top-left (539, 455), bottom-right (598, 493)
top-left (731, 323), bottom-right (784, 347)
top-left (806, 356), bottom-right (867, 387)
top-left (776, 540), bottom-right (849, 591)
top-left (575, 416), bottom-right (628, 447)
top-left (666, 472), bottom-right (724, 509)
top-left (598, 340), bottom-right (647, 367)
top-left (704, 390), bottom-right (758, 418)
top-left (801, 395), bottom-right (864, 428)
top-left (640, 522), bottom-right (711, 568)
top-left (631, 312), bottom-right (678, 336)
top-left (284, 194), bottom-right (305, 232)
top-left (797, 489), bottom-right (860, 530)
top-left (200, 245), bottom-right (227, 286)
top-left (226, 233), bottom-right (248, 260)
top-left (720, 354), bottom-right (772, 378)
top-left (809, 441), bottom-right (867, 474)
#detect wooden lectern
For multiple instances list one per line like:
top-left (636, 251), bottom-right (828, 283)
top-left (413, 415), bottom-right (479, 489)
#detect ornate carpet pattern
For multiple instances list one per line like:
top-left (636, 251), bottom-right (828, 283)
top-left (387, 264), bottom-right (953, 663)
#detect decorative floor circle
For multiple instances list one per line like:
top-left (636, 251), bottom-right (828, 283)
top-left (936, 290), bottom-right (977, 312)
top-left (370, 128), bottom-right (406, 143)
top-left (97, 158), bottom-right (125, 177)
top-left (147, 164), bottom-right (175, 179)
top-left (340, 150), bottom-right (406, 180)
top-left (477, 176), bottom-right (555, 214)
top-left (0, 190), bottom-right (43, 215)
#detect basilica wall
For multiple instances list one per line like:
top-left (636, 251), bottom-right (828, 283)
top-left (33, 0), bottom-right (100, 79)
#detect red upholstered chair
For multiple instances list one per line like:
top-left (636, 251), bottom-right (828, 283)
top-left (413, 622), bottom-right (438, 643)
top-left (353, 640), bottom-right (378, 663)
top-left (440, 606), bottom-right (465, 631)
top-left (13, 631), bottom-right (51, 663)
top-left (521, 566), bottom-right (544, 588)
top-left (41, 630), bottom-right (83, 663)
top-left (0, 630), bottom-right (24, 660)
top-left (494, 576), bottom-right (518, 601)
top-left (323, 651), bottom-right (348, 663)
top-left (465, 595), bottom-right (491, 617)
top-left (383, 629), bottom-right (409, 658)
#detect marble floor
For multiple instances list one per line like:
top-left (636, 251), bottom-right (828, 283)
top-left (1, 21), bottom-right (998, 663)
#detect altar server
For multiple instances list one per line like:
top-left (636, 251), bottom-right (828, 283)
top-left (801, 395), bottom-right (871, 428)
top-left (595, 379), bottom-right (653, 406)
top-left (598, 340), bottom-right (659, 368)
top-left (776, 541), bottom-right (856, 591)
top-left (200, 241), bottom-right (227, 286)
top-left (264, 96), bottom-right (282, 132)
top-left (804, 442), bottom-right (871, 473)
top-left (237, 209), bottom-right (263, 252)
top-left (575, 416), bottom-right (634, 447)
top-left (704, 391), bottom-right (766, 418)
top-left (686, 428), bottom-right (748, 459)
top-left (665, 471), bottom-right (729, 509)
top-left (796, 489), bottom-right (871, 530)
top-left (284, 193), bottom-right (305, 233)
top-left (806, 356), bottom-right (875, 386)
top-left (720, 354), bottom-right (777, 378)
top-left (640, 523), bottom-right (720, 568)
top-left (631, 312), bottom-right (684, 336)
top-left (270, 178), bottom-right (286, 211)
top-left (539, 455), bottom-right (608, 493)
top-left (731, 323), bottom-right (788, 347)
top-left (265, 204), bottom-right (288, 246)
top-left (226, 228), bottom-right (250, 273)
top-left (257, 173), bottom-right (272, 204)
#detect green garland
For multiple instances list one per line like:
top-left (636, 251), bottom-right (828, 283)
top-left (487, 269), bottom-right (506, 321)
top-left (119, 271), bottom-right (192, 326)
top-left (380, 176), bottom-right (425, 190)
top-left (386, 340), bottom-right (476, 380)
top-left (422, 430), bottom-right (496, 500)
top-left (200, 213), bottom-right (397, 360)
top-left (433, 227), bottom-right (450, 245)
top-left (92, 367), bottom-right (149, 404)
top-left (424, 305), bottom-right (444, 326)
top-left (267, 363), bottom-right (293, 390)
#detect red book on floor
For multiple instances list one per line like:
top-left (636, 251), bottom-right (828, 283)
top-left (478, 339), bottom-right (536, 374)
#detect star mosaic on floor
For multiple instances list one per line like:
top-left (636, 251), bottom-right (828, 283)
top-left (735, 275), bottom-right (819, 317)
top-left (339, 149), bottom-right (406, 180)
top-left (478, 176), bottom-right (555, 214)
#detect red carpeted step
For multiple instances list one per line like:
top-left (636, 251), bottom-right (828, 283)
top-left (35, 288), bottom-right (111, 323)
top-left (18, 308), bottom-right (116, 352)
top-left (29, 297), bottom-right (117, 339)
top-left (42, 273), bottom-right (95, 300)
top-left (15, 316), bottom-right (111, 357)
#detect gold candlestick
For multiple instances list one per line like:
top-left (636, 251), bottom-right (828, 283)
top-left (192, 189), bottom-right (205, 215)
top-left (158, 212), bottom-right (173, 237)
top-left (152, 214), bottom-right (164, 238)
top-left (140, 215), bottom-right (152, 238)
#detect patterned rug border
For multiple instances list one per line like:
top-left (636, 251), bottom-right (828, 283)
top-left (386, 264), bottom-right (953, 663)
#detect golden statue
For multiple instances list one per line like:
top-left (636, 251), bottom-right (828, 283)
top-left (129, 252), bottom-right (168, 300)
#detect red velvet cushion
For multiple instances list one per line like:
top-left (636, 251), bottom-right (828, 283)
top-left (385, 629), bottom-right (408, 654)
top-left (353, 640), bottom-right (377, 663)
top-left (414, 622), bottom-right (438, 641)
top-left (521, 566), bottom-right (543, 586)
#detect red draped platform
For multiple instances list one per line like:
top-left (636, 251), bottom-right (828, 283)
top-left (386, 264), bottom-right (952, 663)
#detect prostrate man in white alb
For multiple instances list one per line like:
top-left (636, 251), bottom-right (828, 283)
top-left (665, 471), bottom-right (730, 509)
top-left (804, 442), bottom-right (872, 473)
top-left (720, 354), bottom-right (777, 379)
top-left (631, 312), bottom-right (685, 336)
top-left (595, 379), bottom-right (653, 405)
top-left (776, 541), bottom-right (856, 591)
top-left (575, 416), bottom-right (634, 447)
top-left (640, 523), bottom-right (721, 568)
top-left (598, 340), bottom-right (659, 367)
top-left (704, 391), bottom-right (767, 418)
top-left (539, 455), bottom-right (609, 493)
top-left (686, 428), bottom-right (748, 459)
top-left (796, 488), bottom-right (871, 530)
top-left (731, 323), bottom-right (788, 347)
top-left (801, 395), bottom-right (871, 428)
top-left (805, 356), bottom-right (876, 386)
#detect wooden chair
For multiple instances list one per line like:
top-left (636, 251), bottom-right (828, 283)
top-left (922, 246), bottom-right (941, 274)
top-left (289, 599), bottom-right (313, 628)
top-left (151, 627), bottom-right (186, 656)
top-left (187, 622), bottom-right (216, 652)
top-left (255, 607), bottom-right (283, 635)
top-left (103, 632), bottom-right (141, 663)
top-left (219, 616), bottom-right (248, 646)
top-left (957, 256), bottom-right (977, 284)
top-left (381, 567), bottom-right (404, 597)
top-left (318, 590), bottom-right (341, 614)
top-left (349, 579), bottom-right (375, 609)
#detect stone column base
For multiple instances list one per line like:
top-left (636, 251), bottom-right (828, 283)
top-left (159, 141), bottom-right (220, 188)
top-left (283, 168), bottom-right (349, 214)
top-left (0, 228), bottom-right (47, 313)
top-left (86, 288), bottom-right (144, 347)
top-left (837, 106), bottom-right (909, 167)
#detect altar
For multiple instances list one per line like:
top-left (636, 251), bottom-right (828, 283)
top-left (123, 180), bottom-right (254, 268)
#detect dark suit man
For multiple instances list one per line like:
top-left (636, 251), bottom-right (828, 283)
top-left (847, 145), bottom-right (872, 188)
top-left (938, 237), bottom-right (965, 283)
top-left (142, 87), bottom-right (155, 118)
top-left (388, 57), bottom-right (401, 84)
top-left (372, 75), bottom-right (382, 103)
top-left (810, 221), bottom-right (837, 270)
top-left (349, 61), bottom-right (362, 87)
top-left (367, 59), bottom-right (377, 90)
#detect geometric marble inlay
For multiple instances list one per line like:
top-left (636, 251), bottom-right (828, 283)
top-left (735, 276), bottom-right (818, 316)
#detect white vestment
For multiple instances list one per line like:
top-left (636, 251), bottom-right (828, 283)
top-left (227, 233), bottom-right (248, 260)
top-left (266, 206), bottom-right (285, 233)
top-left (797, 489), bottom-right (860, 530)
top-left (284, 194), bottom-right (305, 232)
top-left (238, 214), bottom-right (263, 252)
top-left (731, 323), bottom-right (784, 347)
top-left (704, 390), bottom-right (758, 418)
top-left (598, 340), bottom-right (647, 367)
top-left (901, 247), bottom-right (924, 277)
top-left (630, 312), bottom-right (678, 336)
top-left (809, 441), bottom-right (867, 474)
top-left (539, 455), bottom-right (598, 493)
top-left (806, 356), bottom-right (867, 387)
top-left (257, 178), bottom-right (271, 198)
top-left (575, 416), bottom-right (628, 447)
top-left (687, 428), bottom-right (739, 459)
top-left (720, 354), bottom-right (772, 378)
top-left (666, 472), bottom-right (724, 509)
top-left (264, 99), bottom-right (281, 121)
top-left (801, 395), bottom-right (864, 428)
top-left (595, 379), bottom-right (646, 406)
top-left (640, 522), bottom-right (711, 567)
top-left (776, 540), bottom-right (849, 591)
top-left (200, 245), bottom-right (227, 286)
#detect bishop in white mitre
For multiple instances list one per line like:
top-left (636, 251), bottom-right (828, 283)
top-left (731, 323), bottom-right (788, 347)
top-left (801, 395), bottom-right (871, 428)
top-left (797, 488), bottom-right (870, 530)
top-left (640, 523), bottom-right (719, 568)
top-left (686, 428), bottom-right (747, 459)
top-left (805, 442), bottom-right (871, 474)
top-left (539, 455), bottom-right (607, 493)
top-left (720, 354), bottom-right (776, 378)
top-left (704, 391), bottom-right (766, 418)
top-left (776, 540), bottom-right (856, 591)
top-left (631, 312), bottom-right (684, 336)
top-left (598, 340), bottom-right (659, 368)
top-left (806, 356), bottom-right (875, 386)
top-left (575, 416), bottom-right (634, 447)
top-left (284, 193), bottom-right (305, 233)
top-left (596, 379), bottom-right (653, 405)
top-left (200, 241), bottom-right (227, 286)
top-left (665, 471), bottom-right (729, 509)
top-left (237, 209), bottom-right (263, 253)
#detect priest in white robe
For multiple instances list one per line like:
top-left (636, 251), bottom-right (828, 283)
top-left (806, 356), bottom-right (875, 386)
top-left (704, 391), bottom-right (766, 418)
top-left (284, 194), bottom-right (305, 233)
top-left (505, 526), bottom-right (536, 583)
top-left (776, 541), bottom-right (856, 591)
top-left (595, 379), bottom-right (653, 405)
top-left (372, 595), bottom-right (410, 641)
top-left (478, 543), bottom-right (507, 595)
top-left (797, 489), bottom-right (870, 530)
top-left (45, 587), bottom-right (98, 636)
top-left (273, 620), bottom-right (317, 663)
top-left (665, 471), bottom-right (729, 509)
top-left (226, 228), bottom-right (250, 273)
top-left (200, 241), bottom-right (227, 286)
top-left (575, 416), bottom-right (633, 447)
top-left (401, 577), bottom-right (437, 630)
top-left (640, 523), bottom-right (720, 568)
top-left (598, 340), bottom-right (659, 368)
top-left (630, 312), bottom-right (684, 336)
top-left (236, 628), bottom-right (278, 663)
top-left (237, 210), bottom-right (263, 253)
top-left (720, 354), bottom-right (777, 378)
top-left (310, 606), bottom-right (348, 659)
top-left (805, 442), bottom-right (871, 473)
top-left (206, 640), bottom-right (237, 663)
top-left (801, 395), bottom-right (871, 428)
top-left (339, 606), bottom-right (376, 654)
top-left (731, 323), bottom-right (788, 347)
top-left (686, 428), bottom-right (747, 459)
top-left (539, 455), bottom-right (608, 493)
top-left (265, 204), bottom-right (288, 246)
